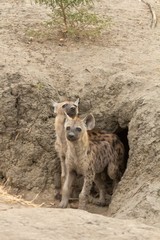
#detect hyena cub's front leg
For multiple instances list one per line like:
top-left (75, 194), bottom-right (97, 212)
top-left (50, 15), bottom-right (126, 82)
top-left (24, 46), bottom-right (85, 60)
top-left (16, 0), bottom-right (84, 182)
top-left (79, 171), bottom-right (95, 210)
top-left (55, 143), bottom-right (66, 186)
top-left (60, 154), bottom-right (66, 184)
top-left (59, 170), bottom-right (76, 208)
top-left (93, 173), bottom-right (109, 206)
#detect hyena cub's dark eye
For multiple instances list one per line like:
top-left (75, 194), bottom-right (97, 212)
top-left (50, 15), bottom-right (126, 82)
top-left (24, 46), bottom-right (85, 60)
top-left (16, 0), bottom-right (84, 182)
top-left (76, 127), bottom-right (82, 132)
top-left (62, 104), bottom-right (68, 108)
top-left (66, 126), bottom-right (71, 131)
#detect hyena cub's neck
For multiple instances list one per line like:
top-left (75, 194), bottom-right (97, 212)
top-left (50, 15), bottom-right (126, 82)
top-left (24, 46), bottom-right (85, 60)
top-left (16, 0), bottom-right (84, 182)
top-left (55, 114), bottom-right (66, 142)
top-left (55, 113), bottom-right (66, 131)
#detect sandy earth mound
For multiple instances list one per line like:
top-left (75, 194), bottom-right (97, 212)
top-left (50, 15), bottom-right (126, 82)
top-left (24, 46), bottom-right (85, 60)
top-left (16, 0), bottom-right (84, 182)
top-left (0, 207), bottom-right (160, 240)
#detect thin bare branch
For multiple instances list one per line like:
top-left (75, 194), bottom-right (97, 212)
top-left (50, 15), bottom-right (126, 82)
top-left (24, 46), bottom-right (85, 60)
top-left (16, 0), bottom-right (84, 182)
top-left (139, 0), bottom-right (157, 28)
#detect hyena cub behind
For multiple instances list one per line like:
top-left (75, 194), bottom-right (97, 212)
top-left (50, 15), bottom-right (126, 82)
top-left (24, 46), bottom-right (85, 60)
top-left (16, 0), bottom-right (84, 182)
top-left (52, 98), bottom-right (79, 183)
top-left (59, 114), bottom-right (123, 210)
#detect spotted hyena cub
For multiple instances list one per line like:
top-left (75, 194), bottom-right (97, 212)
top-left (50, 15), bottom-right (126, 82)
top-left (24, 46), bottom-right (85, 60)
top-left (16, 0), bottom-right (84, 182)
top-left (59, 114), bottom-right (124, 210)
top-left (52, 98), bottom-right (79, 183)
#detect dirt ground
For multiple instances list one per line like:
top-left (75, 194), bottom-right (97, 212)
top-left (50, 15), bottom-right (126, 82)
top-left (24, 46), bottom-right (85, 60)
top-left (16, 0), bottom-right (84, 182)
top-left (0, 0), bottom-right (160, 238)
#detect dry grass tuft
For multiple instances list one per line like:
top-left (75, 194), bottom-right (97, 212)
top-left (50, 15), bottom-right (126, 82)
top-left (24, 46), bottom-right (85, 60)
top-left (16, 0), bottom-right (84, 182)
top-left (0, 185), bottom-right (44, 207)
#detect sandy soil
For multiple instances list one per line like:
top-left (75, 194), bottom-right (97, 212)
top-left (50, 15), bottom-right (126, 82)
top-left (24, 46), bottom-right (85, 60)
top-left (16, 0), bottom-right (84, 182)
top-left (1, 0), bottom-right (160, 87)
top-left (0, 0), bottom-right (160, 237)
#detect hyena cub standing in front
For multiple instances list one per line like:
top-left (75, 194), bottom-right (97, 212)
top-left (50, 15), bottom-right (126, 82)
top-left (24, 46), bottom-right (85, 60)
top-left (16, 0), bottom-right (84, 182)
top-left (59, 114), bottom-right (123, 210)
top-left (52, 98), bottom-right (79, 183)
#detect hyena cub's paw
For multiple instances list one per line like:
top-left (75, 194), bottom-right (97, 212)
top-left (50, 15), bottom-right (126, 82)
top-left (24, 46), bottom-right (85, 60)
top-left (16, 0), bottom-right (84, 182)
top-left (78, 198), bottom-right (87, 210)
top-left (59, 199), bottom-right (68, 208)
top-left (78, 203), bottom-right (87, 211)
top-left (96, 194), bottom-right (111, 207)
top-left (95, 199), bottom-right (106, 207)
top-left (89, 196), bottom-right (106, 207)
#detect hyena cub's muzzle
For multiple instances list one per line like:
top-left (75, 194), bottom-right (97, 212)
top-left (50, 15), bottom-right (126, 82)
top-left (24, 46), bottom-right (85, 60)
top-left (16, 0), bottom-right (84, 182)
top-left (66, 105), bottom-right (77, 117)
top-left (66, 127), bottom-right (81, 142)
top-left (64, 104), bottom-right (77, 118)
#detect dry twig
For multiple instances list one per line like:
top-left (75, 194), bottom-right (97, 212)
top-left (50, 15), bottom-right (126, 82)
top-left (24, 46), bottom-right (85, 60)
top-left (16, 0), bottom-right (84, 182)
top-left (139, 0), bottom-right (157, 28)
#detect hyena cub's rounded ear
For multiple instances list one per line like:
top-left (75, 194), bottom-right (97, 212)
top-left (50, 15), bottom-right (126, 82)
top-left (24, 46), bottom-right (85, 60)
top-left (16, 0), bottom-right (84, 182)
top-left (74, 98), bottom-right (80, 106)
top-left (83, 114), bottom-right (95, 130)
top-left (51, 100), bottom-right (58, 113)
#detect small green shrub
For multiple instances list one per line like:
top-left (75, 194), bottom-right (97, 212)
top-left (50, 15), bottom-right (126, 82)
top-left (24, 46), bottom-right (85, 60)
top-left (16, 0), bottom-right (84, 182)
top-left (34, 0), bottom-right (109, 39)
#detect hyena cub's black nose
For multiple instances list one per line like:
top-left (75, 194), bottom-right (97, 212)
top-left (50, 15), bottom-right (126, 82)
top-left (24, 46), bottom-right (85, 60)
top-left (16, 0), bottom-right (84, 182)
top-left (70, 106), bottom-right (76, 112)
top-left (67, 132), bottom-right (76, 141)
